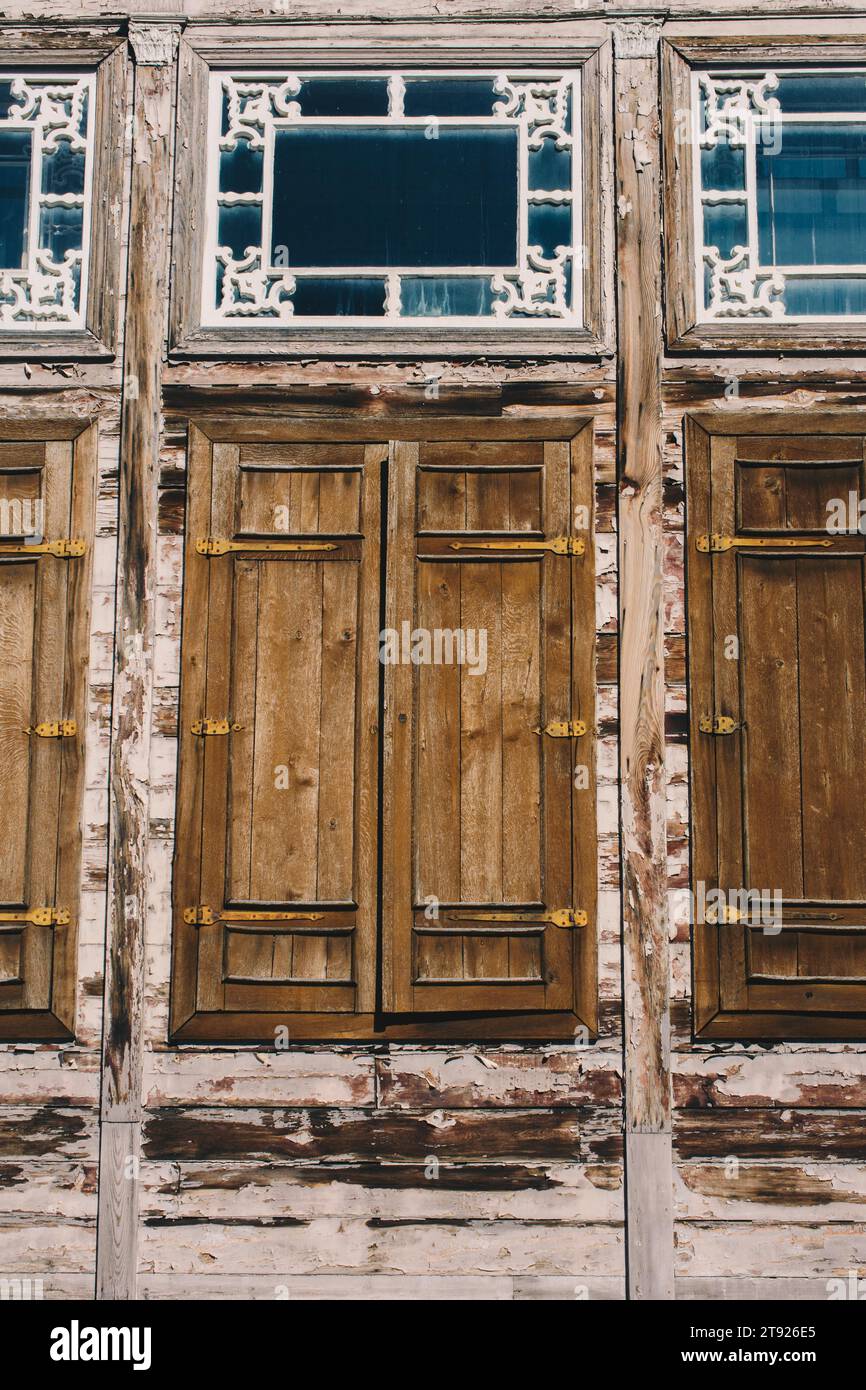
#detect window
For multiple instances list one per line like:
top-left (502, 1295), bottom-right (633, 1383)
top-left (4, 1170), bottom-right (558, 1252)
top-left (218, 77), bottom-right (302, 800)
top-left (169, 416), bottom-right (597, 1042)
top-left (696, 69), bottom-right (866, 322)
top-left (0, 37), bottom-right (126, 358)
top-left (204, 71), bottom-right (581, 327)
top-left (170, 33), bottom-right (613, 356)
top-left (0, 420), bottom-right (97, 1040)
top-left (663, 40), bottom-right (866, 350)
top-left (686, 412), bottom-right (866, 1039)
top-left (0, 73), bottom-right (94, 329)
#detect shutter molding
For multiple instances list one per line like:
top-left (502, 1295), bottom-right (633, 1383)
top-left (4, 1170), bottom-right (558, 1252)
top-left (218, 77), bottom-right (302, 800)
top-left (170, 422), bottom-right (384, 1038)
top-left (381, 425), bottom-right (597, 1029)
top-left (688, 411), bottom-right (866, 1040)
top-left (0, 420), bottom-right (97, 1041)
top-left (171, 416), bottom-right (598, 1043)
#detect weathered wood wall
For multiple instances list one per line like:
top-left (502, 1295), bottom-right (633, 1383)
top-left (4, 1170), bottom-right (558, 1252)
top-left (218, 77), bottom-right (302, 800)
top-left (0, 2), bottom-right (865, 1301)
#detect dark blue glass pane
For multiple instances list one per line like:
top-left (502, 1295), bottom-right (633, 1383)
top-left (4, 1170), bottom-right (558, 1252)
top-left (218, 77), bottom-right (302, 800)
top-left (0, 130), bottom-right (30, 267)
top-left (528, 202), bottom-right (571, 258)
top-left (775, 75), bottom-right (866, 113)
top-left (402, 79), bottom-right (498, 117)
top-left (38, 204), bottom-right (83, 262)
top-left (298, 79), bottom-right (388, 117)
top-left (757, 123), bottom-right (866, 265)
top-left (291, 277), bottom-right (386, 315)
top-left (0, 80), bottom-right (18, 119)
top-left (219, 139), bottom-right (263, 195)
top-left (272, 126), bottom-right (518, 268)
top-left (783, 276), bottom-right (866, 314)
top-left (41, 142), bottom-right (86, 197)
top-left (700, 140), bottom-right (745, 192)
top-left (528, 140), bottom-right (571, 190)
top-left (218, 203), bottom-right (261, 257)
top-left (703, 202), bottom-right (748, 258)
top-left (401, 275), bottom-right (497, 316)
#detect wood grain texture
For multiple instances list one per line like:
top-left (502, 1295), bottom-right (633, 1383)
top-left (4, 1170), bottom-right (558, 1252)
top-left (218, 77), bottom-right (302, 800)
top-left (688, 416), bottom-right (866, 1036)
top-left (614, 20), bottom-right (674, 1300)
top-left (11, 3), bottom-right (866, 1312)
top-left (97, 27), bottom-right (179, 1302)
top-left (0, 422), bottom-right (96, 1040)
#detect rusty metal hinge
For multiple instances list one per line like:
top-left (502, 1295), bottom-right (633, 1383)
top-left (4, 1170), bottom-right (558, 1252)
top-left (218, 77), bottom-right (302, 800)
top-left (183, 906), bottom-right (324, 926)
top-left (448, 536), bottom-right (585, 556)
top-left (190, 718), bottom-right (242, 737)
top-left (449, 908), bottom-right (588, 929)
top-left (534, 719), bottom-right (587, 738)
top-left (0, 907), bottom-right (70, 928)
top-left (696, 534), bottom-right (831, 553)
top-left (196, 537), bottom-right (339, 557)
top-left (0, 539), bottom-right (85, 559)
top-left (25, 720), bottom-right (77, 739)
top-left (699, 715), bottom-right (741, 736)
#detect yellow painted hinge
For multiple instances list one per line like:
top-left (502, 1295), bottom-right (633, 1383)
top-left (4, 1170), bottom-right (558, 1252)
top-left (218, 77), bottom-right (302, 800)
top-left (0, 539), bottom-right (85, 559)
top-left (190, 718), bottom-right (242, 737)
top-left (183, 906), bottom-right (324, 926)
top-left (0, 907), bottom-right (70, 927)
top-left (449, 536), bottom-right (585, 556)
top-left (534, 719), bottom-right (587, 738)
top-left (25, 720), bottom-right (77, 739)
top-left (699, 715), bottom-right (741, 736)
top-left (196, 537), bottom-right (339, 556)
top-left (704, 903), bottom-right (744, 925)
top-left (449, 908), bottom-right (588, 929)
top-left (696, 533), bottom-right (831, 553)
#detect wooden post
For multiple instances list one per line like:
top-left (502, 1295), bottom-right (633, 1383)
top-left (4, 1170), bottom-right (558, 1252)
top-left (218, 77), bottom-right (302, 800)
top-left (614, 19), bottom-right (675, 1301)
top-left (95, 19), bottom-right (179, 1301)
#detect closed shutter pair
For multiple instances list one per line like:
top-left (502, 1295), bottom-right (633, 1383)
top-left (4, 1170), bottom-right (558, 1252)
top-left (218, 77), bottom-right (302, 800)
top-left (170, 417), bottom-right (597, 1042)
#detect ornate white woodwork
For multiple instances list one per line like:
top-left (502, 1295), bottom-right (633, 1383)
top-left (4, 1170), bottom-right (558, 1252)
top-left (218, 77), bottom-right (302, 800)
top-left (695, 67), bottom-right (866, 322)
top-left (0, 74), bottom-right (94, 328)
top-left (127, 22), bottom-right (181, 68)
top-left (203, 70), bottom-right (582, 327)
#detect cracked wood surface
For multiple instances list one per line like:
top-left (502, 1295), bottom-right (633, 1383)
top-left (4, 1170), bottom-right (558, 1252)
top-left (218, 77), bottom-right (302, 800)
top-left (1, 4), bottom-right (866, 1304)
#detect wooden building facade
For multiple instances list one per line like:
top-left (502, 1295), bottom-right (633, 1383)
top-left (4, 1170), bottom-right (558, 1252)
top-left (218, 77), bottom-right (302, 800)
top-left (2, 1), bottom-right (866, 1301)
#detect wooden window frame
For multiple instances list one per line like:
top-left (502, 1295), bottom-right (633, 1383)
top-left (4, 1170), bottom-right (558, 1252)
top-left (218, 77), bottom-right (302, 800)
top-left (0, 417), bottom-right (97, 1041)
top-left (687, 408), bottom-right (866, 1041)
top-left (663, 35), bottom-right (866, 354)
top-left (169, 412), bottom-right (598, 1043)
top-left (0, 27), bottom-right (127, 361)
top-left (169, 23), bottom-right (614, 360)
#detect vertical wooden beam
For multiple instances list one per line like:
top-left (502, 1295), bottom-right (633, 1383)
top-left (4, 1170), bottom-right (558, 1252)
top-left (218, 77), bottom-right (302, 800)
top-left (96, 20), bottom-right (179, 1301)
top-left (614, 20), bottom-right (675, 1301)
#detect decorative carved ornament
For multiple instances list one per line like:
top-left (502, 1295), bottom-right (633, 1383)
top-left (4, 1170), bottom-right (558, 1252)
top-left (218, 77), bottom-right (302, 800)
top-left (204, 71), bottom-right (582, 327)
top-left (696, 70), bottom-right (787, 321)
top-left (128, 23), bottom-right (181, 68)
top-left (0, 74), bottom-right (94, 329)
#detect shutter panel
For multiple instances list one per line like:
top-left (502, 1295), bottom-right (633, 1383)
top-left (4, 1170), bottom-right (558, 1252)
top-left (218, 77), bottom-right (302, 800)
top-left (688, 415), bottom-right (866, 1038)
top-left (171, 424), bottom-right (384, 1038)
top-left (0, 425), bottom-right (95, 1040)
top-left (382, 421), bottom-right (596, 1027)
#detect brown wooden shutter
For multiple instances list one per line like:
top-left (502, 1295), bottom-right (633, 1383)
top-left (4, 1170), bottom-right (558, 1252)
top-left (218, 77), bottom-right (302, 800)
top-left (171, 423), bottom-right (384, 1040)
top-left (688, 413), bottom-right (866, 1039)
top-left (0, 423), bottom-right (96, 1040)
top-left (382, 421), bottom-right (596, 1030)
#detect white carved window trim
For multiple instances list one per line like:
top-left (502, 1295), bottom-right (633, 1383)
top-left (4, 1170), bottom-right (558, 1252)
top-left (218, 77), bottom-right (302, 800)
top-left (0, 72), bottom-right (96, 330)
top-left (201, 69), bottom-right (583, 329)
top-left (693, 66), bottom-right (866, 323)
